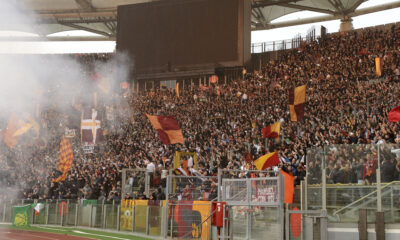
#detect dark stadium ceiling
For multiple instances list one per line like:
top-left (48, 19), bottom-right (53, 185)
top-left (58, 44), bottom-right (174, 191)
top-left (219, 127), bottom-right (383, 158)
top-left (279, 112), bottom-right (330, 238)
top-left (3, 0), bottom-right (400, 40)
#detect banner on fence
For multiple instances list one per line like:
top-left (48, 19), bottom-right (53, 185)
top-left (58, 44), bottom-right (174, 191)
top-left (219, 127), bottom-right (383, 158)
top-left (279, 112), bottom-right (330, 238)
top-left (172, 200), bottom-right (211, 240)
top-left (12, 205), bottom-right (30, 226)
top-left (120, 200), bottom-right (134, 231)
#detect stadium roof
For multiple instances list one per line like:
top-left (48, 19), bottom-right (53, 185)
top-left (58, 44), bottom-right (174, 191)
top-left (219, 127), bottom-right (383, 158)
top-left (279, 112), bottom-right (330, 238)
top-left (4, 0), bottom-right (400, 40)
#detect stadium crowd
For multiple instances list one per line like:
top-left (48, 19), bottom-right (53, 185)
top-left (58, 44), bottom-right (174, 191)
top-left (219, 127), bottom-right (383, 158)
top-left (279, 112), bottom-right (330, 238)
top-left (1, 23), bottom-right (400, 203)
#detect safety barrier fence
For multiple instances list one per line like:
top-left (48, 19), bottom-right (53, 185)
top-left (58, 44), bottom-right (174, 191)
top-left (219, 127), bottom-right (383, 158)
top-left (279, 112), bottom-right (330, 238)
top-left (0, 199), bottom-right (217, 239)
top-left (306, 144), bottom-right (400, 224)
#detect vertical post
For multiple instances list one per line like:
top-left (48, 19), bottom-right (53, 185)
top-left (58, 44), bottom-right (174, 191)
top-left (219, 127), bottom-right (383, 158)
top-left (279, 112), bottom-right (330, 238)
top-left (166, 174), bottom-right (170, 202)
top-left (304, 155), bottom-right (309, 211)
top-left (358, 209), bottom-right (367, 240)
top-left (285, 206), bottom-right (289, 240)
top-left (132, 205), bottom-right (135, 232)
top-left (74, 203), bottom-right (78, 227)
top-left (280, 174), bottom-right (286, 240)
top-left (145, 171), bottom-right (150, 198)
top-left (55, 200), bottom-right (59, 224)
top-left (61, 204), bottom-right (64, 226)
top-left (45, 203), bottom-right (49, 225)
top-left (391, 185), bottom-right (394, 222)
top-left (103, 205), bottom-right (107, 229)
top-left (246, 179), bottom-right (252, 240)
top-left (376, 212), bottom-right (385, 240)
top-left (146, 206), bottom-right (150, 235)
top-left (208, 201), bottom-right (212, 240)
top-left (322, 148), bottom-right (327, 211)
top-left (89, 204), bottom-right (93, 228)
top-left (31, 204), bottom-right (34, 225)
top-left (222, 203), bottom-right (226, 240)
top-left (218, 168), bottom-right (222, 202)
top-left (122, 169), bottom-right (126, 199)
top-left (170, 204), bottom-right (174, 238)
top-left (300, 181), bottom-right (304, 211)
top-left (377, 145), bottom-right (382, 212)
top-left (3, 203), bottom-right (7, 222)
top-left (117, 205), bottom-right (121, 231)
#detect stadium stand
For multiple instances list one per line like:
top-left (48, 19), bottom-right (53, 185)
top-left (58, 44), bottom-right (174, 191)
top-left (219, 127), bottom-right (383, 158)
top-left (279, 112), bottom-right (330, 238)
top-left (0, 22), bottom-right (400, 204)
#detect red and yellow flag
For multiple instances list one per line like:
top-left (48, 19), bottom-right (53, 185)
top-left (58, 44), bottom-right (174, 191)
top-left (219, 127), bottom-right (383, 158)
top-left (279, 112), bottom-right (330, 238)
top-left (4, 114), bottom-right (38, 148)
top-left (375, 57), bottom-right (383, 77)
top-left (261, 121), bottom-right (281, 138)
top-left (289, 85), bottom-right (306, 122)
top-left (146, 114), bottom-right (184, 145)
top-left (254, 152), bottom-right (280, 170)
top-left (53, 136), bottom-right (74, 182)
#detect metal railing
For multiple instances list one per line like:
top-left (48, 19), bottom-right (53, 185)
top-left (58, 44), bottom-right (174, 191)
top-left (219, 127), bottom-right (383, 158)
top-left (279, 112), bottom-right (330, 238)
top-left (306, 144), bottom-right (400, 223)
top-left (332, 181), bottom-right (398, 218)
top-left (0, 200), bottom-right (167, 238)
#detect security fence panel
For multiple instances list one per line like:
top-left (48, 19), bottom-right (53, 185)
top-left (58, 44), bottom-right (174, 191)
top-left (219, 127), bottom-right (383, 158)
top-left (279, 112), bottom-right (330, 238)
top-left (122, 168), bottom-right (153, 200)
top-left (221, 176), bottom-right (283, 240)
top-left (64, 203), bottom-right (77, 226)
top-left (378, 144), bottom-right (400, 223)
top-left (92, 204), bottom-right (104, 228)
top-left (168, 201), bottom-right (211, 240)
top-left (305, 143), bottom-right (400, 224)
top-left (167, 175), bottom-right (218, 202)
top-left (222, 178), bottom-right (248, 205)
top-left (222, 177), bottom-right (280, 206)
top-left (134, 202), bottom-right (148, 234)
top-left (105, 204), bottom-right (118, 230)
top-left (218, 169), bottom-right (277, 202)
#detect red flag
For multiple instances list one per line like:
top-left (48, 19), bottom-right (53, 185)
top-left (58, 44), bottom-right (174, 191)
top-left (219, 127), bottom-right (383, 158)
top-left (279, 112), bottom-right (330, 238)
top-left (244, 152), bottom-right (253, 163)
top-left (388, 105), bottom-right (400, 122)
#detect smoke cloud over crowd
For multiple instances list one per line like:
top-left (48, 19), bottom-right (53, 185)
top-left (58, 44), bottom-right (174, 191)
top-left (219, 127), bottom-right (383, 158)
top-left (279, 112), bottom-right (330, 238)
top-left (0, 1), bottom-right (131, 201)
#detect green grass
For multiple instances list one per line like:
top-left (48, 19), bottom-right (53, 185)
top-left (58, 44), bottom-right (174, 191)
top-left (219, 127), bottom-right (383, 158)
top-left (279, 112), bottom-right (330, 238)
top-left (0, 224), bottom-right (151, 240)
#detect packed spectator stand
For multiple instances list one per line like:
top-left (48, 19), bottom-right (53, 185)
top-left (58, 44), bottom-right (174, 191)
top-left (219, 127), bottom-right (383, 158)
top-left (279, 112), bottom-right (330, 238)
top-left (1, 23), bottom-right (400, 204)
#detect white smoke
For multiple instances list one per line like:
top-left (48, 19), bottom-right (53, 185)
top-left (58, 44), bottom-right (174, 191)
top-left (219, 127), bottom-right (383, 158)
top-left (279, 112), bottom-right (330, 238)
top-left (0, 1), bottom-right (132, 204)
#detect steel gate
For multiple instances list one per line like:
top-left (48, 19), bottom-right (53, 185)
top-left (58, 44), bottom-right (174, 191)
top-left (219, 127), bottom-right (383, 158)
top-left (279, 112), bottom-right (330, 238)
top-left (221, 176), bottom-right (285, 240)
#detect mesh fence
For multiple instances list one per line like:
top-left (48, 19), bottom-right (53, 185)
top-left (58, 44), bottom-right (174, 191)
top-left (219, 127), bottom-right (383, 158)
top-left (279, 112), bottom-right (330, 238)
top-left (222, 177), bottom-right (280, 206)
top-left (167, 175), bottom-right (218, 201)
top-left (306, 144), bottom-right (400, 223)
top-left (222, 179), bottom-right (247, 203)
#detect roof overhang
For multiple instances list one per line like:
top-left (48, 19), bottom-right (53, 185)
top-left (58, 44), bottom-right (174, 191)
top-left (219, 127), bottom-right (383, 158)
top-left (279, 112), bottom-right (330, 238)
top-left (0, 0), bottom-right (399, 40)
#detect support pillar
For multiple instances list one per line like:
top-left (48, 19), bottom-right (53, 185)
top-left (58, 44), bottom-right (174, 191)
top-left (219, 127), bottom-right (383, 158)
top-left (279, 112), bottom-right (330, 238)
top-left (340, 16), bottom-right (354, 32)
